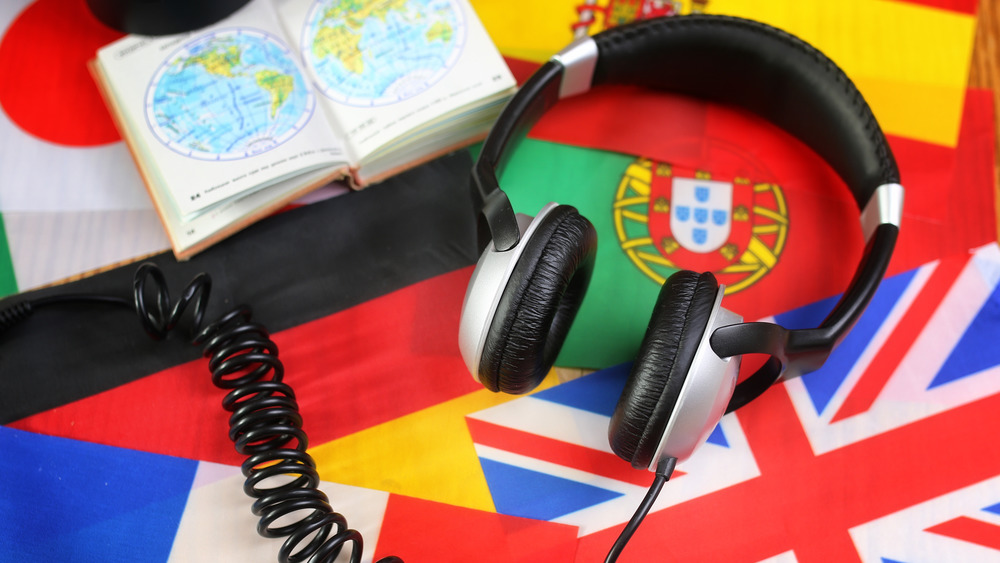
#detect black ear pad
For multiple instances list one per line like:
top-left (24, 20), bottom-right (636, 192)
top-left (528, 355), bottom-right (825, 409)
top-left (478, 205), bottom-right (597, 394)
top-left (609, 270), bottom-right (719, 469)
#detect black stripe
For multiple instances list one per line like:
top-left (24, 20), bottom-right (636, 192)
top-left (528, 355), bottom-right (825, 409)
top-left (0, 151), bottom-right (479, 423)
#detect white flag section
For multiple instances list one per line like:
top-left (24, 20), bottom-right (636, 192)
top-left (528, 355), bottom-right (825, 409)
top-left (169, 462), bottom-right (391, 563)
top-left (467, 367), bottom-right (759, 536)
top-left (779, 243), bottom-right (1000, 454)
top-left (850, 474), bottom-right (1000, 563)
top-left (0, 0), bottom-right (168, 290)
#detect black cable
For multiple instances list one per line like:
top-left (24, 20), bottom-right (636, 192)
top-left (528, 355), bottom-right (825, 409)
top-left (604, 456), bottom-right (678, 563)
top-left (1, 263), bottom-right (402, 563)
top-left (4, 263), bottom-right (683, 562)
top-left (0, 293), bottom-right (132, 332)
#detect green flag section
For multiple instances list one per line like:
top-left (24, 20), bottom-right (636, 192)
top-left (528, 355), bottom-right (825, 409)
top-left (500, 136), bottom-right (865, 369)
top-left (0, 213), bottom-right (17, 297)
top-left (500, 89), bottom-right (997, 369)
top-left (500, 140), bottom-right (655, 367)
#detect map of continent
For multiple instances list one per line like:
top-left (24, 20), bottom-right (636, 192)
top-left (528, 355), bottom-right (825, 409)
top-left (147, 29), bottom-right (314, 160)
top-left (303, 0), bottom-right (465, 106)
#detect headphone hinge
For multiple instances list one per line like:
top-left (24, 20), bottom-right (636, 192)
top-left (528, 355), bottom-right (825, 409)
top-left (551, 36), bottom-right (598, 99)
top-left (860, 183), bottom-right (904, 242)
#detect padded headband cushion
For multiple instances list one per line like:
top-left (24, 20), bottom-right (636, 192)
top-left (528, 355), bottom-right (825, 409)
top-left (479, 205), bottom-right (597, 394)
top-left (590, 15), bottom-right (899, 209)
top-left (609, 270), bottom-right (719, 469)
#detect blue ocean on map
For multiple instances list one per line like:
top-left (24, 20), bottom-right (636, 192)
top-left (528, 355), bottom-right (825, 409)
top-left (146, 29), bottom-right (314, 160)
top-left (303, 0), bottom-right (465, 106)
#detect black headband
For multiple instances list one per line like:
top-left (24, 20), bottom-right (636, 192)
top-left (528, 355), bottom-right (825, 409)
top-left (471, 14), bottom-right (903, 409)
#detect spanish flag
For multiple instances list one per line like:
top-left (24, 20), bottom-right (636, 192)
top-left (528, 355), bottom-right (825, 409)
top-left (472, 0), bottom-right (978, 147)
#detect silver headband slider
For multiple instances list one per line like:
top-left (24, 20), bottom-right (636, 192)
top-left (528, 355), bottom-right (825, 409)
top-left (551, 36), bottom-right (598, 99)
top-left (860, 183), bottom-right (904, 242)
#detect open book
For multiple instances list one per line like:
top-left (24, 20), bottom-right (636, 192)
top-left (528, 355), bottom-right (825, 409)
top-left (92, 0), bottom-right (516, 259)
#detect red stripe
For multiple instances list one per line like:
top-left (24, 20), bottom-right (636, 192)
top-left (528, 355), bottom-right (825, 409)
top-left (890, 0), bottom-right (978, 15)
top-left (575, 384), bottom-right (1000, 562)
top-left (926, 516), bottom-right (1000, 551)
top-left (466, 417), bottom-right (670, 487)
top-left (374, 494), bottom-right (579, 562)
top-left (502, 56), bottom-right (541, 85)
top-left (9, 267), bottom-right (482, 465)
top-left (830, 254), bottom-right (970, 422)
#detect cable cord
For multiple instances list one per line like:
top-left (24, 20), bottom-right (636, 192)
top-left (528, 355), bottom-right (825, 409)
top-left (604, 456), bottom-right (678, 563)
top-left (2, 263), bottom-right (402, 563)
top-left (3, 263), bottom-right (682, 562)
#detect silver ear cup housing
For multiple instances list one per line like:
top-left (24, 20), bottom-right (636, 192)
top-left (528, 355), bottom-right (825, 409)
top-left (648, 287), bottom-right (743, 468)
top-left (458, 202), bottom-right (561, 384)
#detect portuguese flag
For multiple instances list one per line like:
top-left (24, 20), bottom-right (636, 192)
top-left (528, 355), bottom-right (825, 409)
top-left (496, 85), bottom-right (997, 368)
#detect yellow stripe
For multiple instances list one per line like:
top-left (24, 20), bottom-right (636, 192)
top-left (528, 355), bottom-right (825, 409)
top-left (752, 223), bottom-right (781, 235)
top-left (853, 76), bottom-right (966, 146)
top-left (621, 236), bottom-right (654, 249)
top-left (745, 236), bottom-right (778, 269)
top-left (614, 196), bottom-right (650, 208)
top-left (707, 0), bottom-right (975, 146)
top-left (471, 0), bottom-right (580, 61)
top-left (627, 177), bottom-right (652, 197)
top-left (635, 250), bottom-right (674, 267)
top-left (754, 206), bottom-right (789, 225)
top-left (620, 209), bottom-right (649, 224)
top-left (471, 0), bottom-right (975, 146)
top-left (720, 262), bottom-right (762, 274)
top-left (309, 372), bottom-right (563, 512)
top-left (626, 162), bottom-right (653, 184)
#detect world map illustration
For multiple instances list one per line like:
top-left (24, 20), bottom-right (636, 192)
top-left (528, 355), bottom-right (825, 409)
top-left (146, 29), bottom-right (314, 160)
top-left (303, 0), bottom-right (465, 106)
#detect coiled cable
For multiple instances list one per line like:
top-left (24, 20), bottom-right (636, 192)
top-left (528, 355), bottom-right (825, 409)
top-left (3, 263), bottom-right (402, 563)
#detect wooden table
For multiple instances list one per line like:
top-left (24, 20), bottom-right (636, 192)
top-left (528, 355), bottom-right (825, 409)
top-left (971, 0), bottom-right (1000, 240)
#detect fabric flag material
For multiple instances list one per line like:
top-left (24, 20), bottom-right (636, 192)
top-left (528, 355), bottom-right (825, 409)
top-left (0, 151), bottom-right (484, 444)
top-left (0, 426), bottom-right (580, 562)
top-left (465, 363), bottom-right (758, 535)
top-left (461, 243), bottom-right (1000, 561)
top-left (495, 88), bottom-right (996, 368)
top-left (0, 213), bottom-right (16, 296)
top-left (0, 0), bottom-right (982, 295)
top-left (0, 0), bottom-right (169, 295)
top-left (2, 155), bottom-right (999, 561)
top-left (0, 2), bottom-right (995, 560)
top-left (849, 476), bottom-right (1000, 562)
top-left (471, 0), bottom-right (978, 147)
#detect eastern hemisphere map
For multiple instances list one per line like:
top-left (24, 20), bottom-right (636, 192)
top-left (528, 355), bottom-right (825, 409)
top-left (303, 0), bottom-right (465, 106)
top-left (146, 29), bottom-right (314, 160)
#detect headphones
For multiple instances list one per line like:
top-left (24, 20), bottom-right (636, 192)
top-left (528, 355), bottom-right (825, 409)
top-left (459, 15), bottom-right (903, 471)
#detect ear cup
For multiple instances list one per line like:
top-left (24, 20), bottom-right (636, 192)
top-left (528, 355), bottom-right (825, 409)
top-left (478, 205), bottom-right (597, 394)
top-left (609, 270), bottom-right (719, 469)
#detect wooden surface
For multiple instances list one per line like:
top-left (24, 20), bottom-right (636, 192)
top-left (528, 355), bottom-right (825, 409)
top-left (970, 0), bottom-right (1000, 241)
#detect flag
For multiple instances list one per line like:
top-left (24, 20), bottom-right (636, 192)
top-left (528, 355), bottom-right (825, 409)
top-left (471, 0), bottom-right (978, 146)
top-left (0, 0), bottom-right (169, 295)
top-left (465, 363), bottom-right (759, 535)
top-left (0, 2), bottom-right (995, 560)
top-left (0, 425), bottom-right (580, 563)
top-left (471, 0), bottom-right (989, 368)
top-left (0, 146), bottom-right (590, 561)
top-left (460, 243), bottom-right (1000, 561)
top-left (495, 87), bottom-right (996, 368)
top-left (850, 476), bottom-right (1000, 562)
top-left (0, 150), bottom-right (483, 433)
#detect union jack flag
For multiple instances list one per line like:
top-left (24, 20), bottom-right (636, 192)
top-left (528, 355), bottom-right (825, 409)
top-left (466, 243), bottom-right (1000, 561)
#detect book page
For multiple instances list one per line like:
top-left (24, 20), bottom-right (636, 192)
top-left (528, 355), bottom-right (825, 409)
top-left (95, 0), bottom-right (348, 220)
top-left (276, 0), bottom-right (515, 162)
